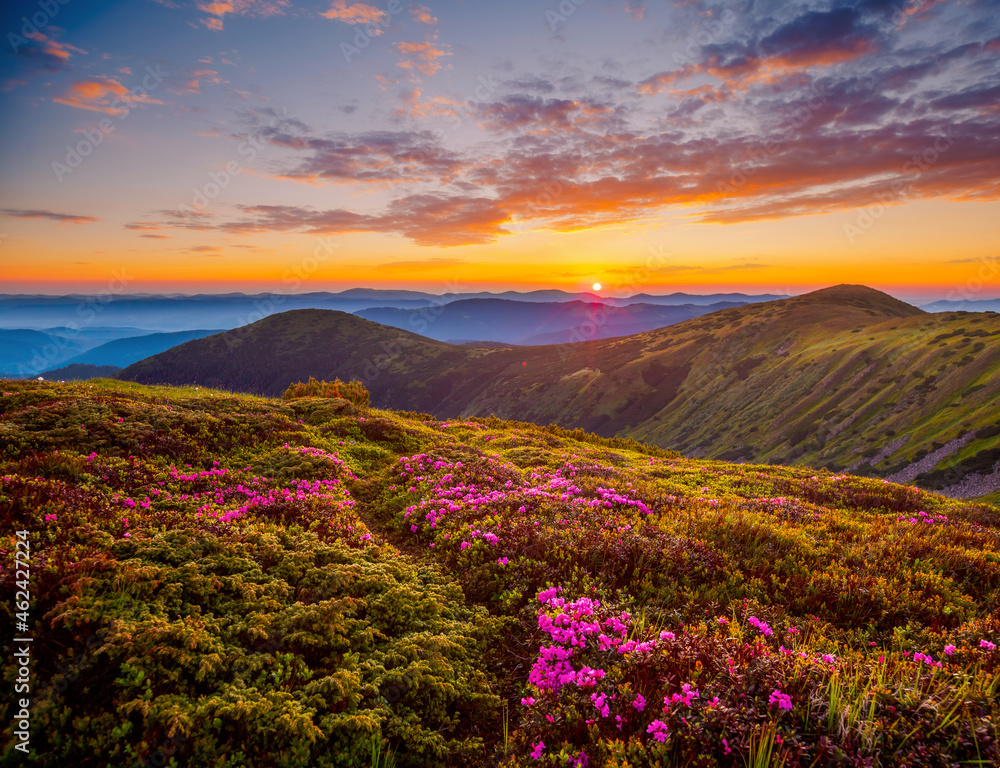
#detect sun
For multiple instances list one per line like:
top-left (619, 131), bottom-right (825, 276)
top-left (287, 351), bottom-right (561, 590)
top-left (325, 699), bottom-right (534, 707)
top-left (592, 282), bottom-right (601, 291)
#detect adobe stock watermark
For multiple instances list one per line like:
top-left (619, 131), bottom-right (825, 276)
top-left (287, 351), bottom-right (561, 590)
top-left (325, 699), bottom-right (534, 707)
top-left (340, 0), bottom-right (406, 63)
top-left (185, 107), bottom-right (292, 212)
top-left (7, 0), bottom-right (71, 52)
top-left (52, 66), bottom-right (168, 182)
top-left (843, 126), bottom-right (958, 244)
top-left (546, 0), bottom-right (588, 31)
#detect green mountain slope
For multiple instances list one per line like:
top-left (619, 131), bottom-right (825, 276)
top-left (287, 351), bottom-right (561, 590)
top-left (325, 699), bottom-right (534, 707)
top-left (117, 286), bottom-right (1000, 497)
top-left (1, 380), bottom-right (998, 766)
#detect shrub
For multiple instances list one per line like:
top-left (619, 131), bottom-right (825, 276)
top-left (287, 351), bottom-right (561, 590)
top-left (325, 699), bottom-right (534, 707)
top-left (282, 378), bottom-right (370, 407)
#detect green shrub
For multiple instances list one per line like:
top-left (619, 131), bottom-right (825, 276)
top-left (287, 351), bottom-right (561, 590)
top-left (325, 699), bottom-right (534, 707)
top-left (282, 378), bottom-right (370, 408)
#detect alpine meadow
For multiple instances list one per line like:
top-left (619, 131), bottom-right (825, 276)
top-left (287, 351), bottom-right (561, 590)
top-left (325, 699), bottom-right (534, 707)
top-left (2, 0), bottom-right (1000, 766)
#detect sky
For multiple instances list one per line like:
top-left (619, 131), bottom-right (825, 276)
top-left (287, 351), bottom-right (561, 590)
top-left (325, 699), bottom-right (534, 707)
top-left (0, 0), bottom-right (998, 302)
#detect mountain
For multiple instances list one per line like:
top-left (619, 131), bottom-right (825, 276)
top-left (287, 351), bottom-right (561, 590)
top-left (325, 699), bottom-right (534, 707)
top-left (924, 298), bottom-right (1000, 313)
top-left (53, 329), bottom-right (224, 369)
top-left (117, 285), bottom-right (1000, 499)
top-left (0, 329), bottom-right (82, 376)
top-left (353, 299), bottom-right (742, 344)
top-left (0, 290), bottom-right (786, 333)
top-left (0, 326), bottom-right (156, 376)
top-left (40, 363), bottom-right (123, 380)
top-left (2, 378), bottom-right (997, 766)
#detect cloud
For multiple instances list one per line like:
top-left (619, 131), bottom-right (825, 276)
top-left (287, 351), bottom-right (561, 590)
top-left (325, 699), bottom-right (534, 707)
top-left (1, 209), bottom-right (99, 224)
top-left (638, 5), bottom-right (883, 95)
top-left (373, 258), bottom-right (469, 271)
top-left (410, 6), bottom-right (438, 25)
top-left (474, 95), bottom-right (617, 133)
top-left (177, 68), bottom-right (223, 93)
top-left (759, 8), bottom-right (879, 70)
top-left (125, 209), bottom-right (215, 231)
top-left (394, 40), bottom-right (451, 77)
top-left (197, 0), bottom-right (291, 31)
top-left (263, 129), bottom-right (464, 184)
top-left (623, 1), bottom-right (646, 21)
top-left (209, 193), bottom-right (508, 247)
top-left (393, 88), bottom-right (461, 121)
top-left (131, 1), bottom-right (1000, 248)
top-left (321, 1), bottom-right (388, 25)
top-left (7, 30), bottom-right (88, 75)
top-left (53, 77), bottom-right (164, 115)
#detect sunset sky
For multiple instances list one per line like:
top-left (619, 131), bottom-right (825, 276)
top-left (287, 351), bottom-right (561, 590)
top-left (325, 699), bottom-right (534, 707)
top-left (1, 0), bottom-right (998, 301)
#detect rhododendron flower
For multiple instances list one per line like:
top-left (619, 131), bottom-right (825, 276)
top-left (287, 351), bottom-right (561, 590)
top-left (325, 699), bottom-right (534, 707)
top-left (530, 741), bottom-right (545, 760)
top-left (982, 639), bottom-right (997, 650)
top-left (633, 694), bottom-right (646, 711)
top-left (944, 645), bottom-right (956, 656)
top-left (748, 616), bottom-right (773, 637)
top-left (521, 696), bottom-right (535, 707)
top-left (647, 719), bottom-right (669, 743)
top-left (769, 689), bottom-right (793, 711)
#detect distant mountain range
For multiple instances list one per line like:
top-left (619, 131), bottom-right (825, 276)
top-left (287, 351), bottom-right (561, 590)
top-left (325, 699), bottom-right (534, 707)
top-left (118, 285), bottom-right (1000, 499)
top-left (923, 298), bottom-right (1000, 313)
top-left (355, 299), bottom-right (747, 344)
top-left (1, 328), bottom-right (221, 377)
top-left (0, 290), bottom-right (786, 333)
top-left (0, 326), bottom-right (151, 376)
top-left (48, 329), bottom-right (223, 370)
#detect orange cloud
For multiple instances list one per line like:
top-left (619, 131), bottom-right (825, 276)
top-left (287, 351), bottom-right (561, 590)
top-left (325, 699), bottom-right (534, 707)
top-left (321, 1), bottom-right (388, 25)
top-left (53, 77), bottom-right (164, 115)
top-left (395, 40), bottom-right (451, 78)
top-left (394, 87), bottom-right (461, 121)
top-left (179, 69), bottom-right (223, 93)
top-left (197, 0), bottom-right (290, 31)
top-left (410, 6), bottom-right (438, 25)
top-left (28, 32), bottom-right (87, 61)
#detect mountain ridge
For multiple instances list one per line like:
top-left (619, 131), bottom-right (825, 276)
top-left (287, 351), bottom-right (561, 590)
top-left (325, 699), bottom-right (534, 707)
top-left (117, 285), bottom-right (1000, 499)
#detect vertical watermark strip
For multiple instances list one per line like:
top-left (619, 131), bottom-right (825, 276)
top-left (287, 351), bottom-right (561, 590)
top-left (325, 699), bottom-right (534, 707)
top-left (12, 530), bottom-right (33, 755)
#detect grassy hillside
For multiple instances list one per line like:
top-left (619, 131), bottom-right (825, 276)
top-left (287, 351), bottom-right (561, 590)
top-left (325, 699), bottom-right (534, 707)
top-left (2, 379), bottom-right (999, 767)
top-left (118, 287), bottom-right (1000, 499)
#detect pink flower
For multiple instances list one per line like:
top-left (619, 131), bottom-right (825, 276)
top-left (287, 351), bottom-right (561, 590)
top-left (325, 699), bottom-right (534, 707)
top-left (632, 694), bottom-right (646, 712)
top-left (497, 557), bottom-right (509, 565)
top-left (769, 689), bottom-right (793, 711)
top-left (647, 719), bottom-right (669, 743)
top-left (460, 541), bottom-right (470, 550)
top-left (44, 513), bottom-right (57, 522)
top-left (981, 639), bottom-right (997, 651)
top-left (944, 645), bottom-right (956, 656)
top-left (530, 741), bottom-right (545, 760)
top-left (748, 616), bottom-right (773, 637)
top-left (521, 696), bottom-right (535, 707)
top-left (723, 738), bottom-right (731, 755)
